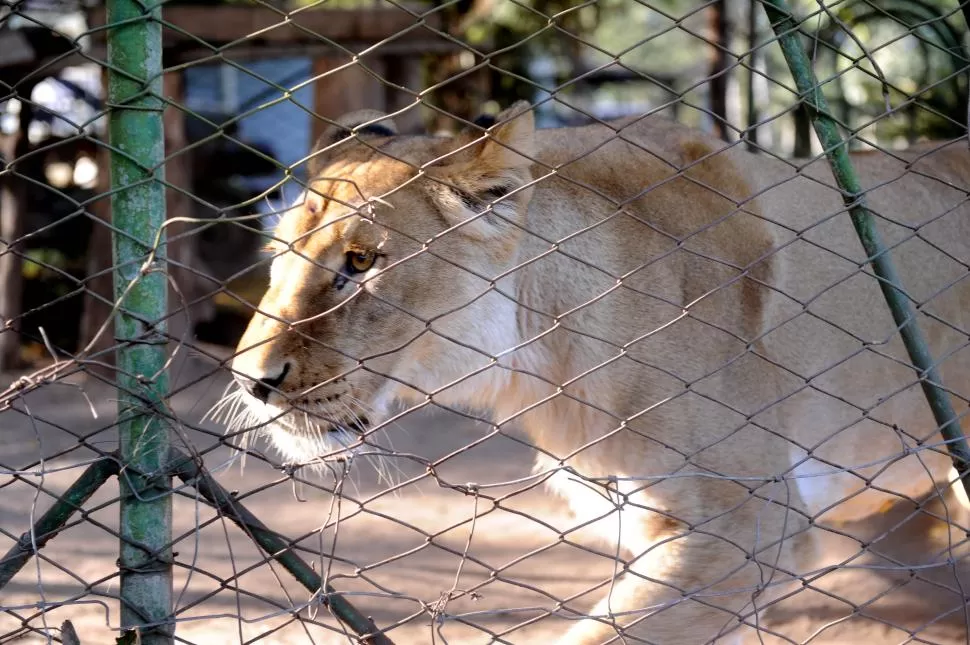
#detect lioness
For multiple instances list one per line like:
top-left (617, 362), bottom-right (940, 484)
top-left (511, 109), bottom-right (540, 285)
top-left (229, 101), bottom-right (970, 644)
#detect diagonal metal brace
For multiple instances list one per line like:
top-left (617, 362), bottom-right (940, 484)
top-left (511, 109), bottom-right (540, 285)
top-left (0, 455), bottom-right (120, 591)
top-left (762, 0), bottom-right (970, 498)
top-left (167, 448), bottom-right (395, 645)
top-left (0, 450), bottom-right (394, 644)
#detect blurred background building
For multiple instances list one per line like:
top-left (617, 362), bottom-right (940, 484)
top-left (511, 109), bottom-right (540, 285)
top-left (1, 0), bottom-right (968, 371)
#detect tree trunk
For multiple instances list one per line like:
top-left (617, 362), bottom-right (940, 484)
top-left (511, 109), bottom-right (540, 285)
top-left (78, 147), bottom-right (116, 371)
top-left (793, 103), bottom-right (812, 158)
top-left (79, 67), bottom-right (116, 373)
top-left (745, 0), bottom-right (759, 152)
top-left (0, 89), bottom-right (34, 371)
top-left (163, 69), bottom-right (214, 348)
top-left (310, 55), bottom-right (387, 147)
top-left (382, 54), bottom-right (425, 134)
top-left (426, 0), bottom-right (491, 134)
top-left (708, 0), bottom-right (731, 141)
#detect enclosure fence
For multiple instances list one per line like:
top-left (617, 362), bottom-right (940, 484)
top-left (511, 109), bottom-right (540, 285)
top-left (3, 0), bottom-right (970, 643)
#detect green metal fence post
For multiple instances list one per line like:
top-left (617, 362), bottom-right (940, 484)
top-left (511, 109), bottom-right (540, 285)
top-left (761, 0), bottom-right (970, 497)
top-left (106, 0), bottom-right (172, 639)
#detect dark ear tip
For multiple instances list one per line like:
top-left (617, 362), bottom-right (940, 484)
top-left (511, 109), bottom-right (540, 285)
top-left (318, 110), bottom-right (398, 148)
top-left (473, 113), bottom-right (497, 129)
top-left (328, 121), bottom-right (397, 143)
top-left (308, 110), bottom-right (398, 175)
top-left (358, 123), bottom-right (396, 138)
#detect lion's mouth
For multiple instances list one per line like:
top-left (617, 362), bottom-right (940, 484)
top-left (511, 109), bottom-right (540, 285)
top-left (343, 415), bottom-right (369, 435)
top-left (259, 402), bottom-right (370, 439)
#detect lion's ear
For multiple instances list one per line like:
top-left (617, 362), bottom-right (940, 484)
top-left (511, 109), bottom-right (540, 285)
top-left (307, 109), bottom-right (398, 176)
top-left (426, 101), bottom-right (536, 240)
top-left (466, 101), bottom-right (535, 170)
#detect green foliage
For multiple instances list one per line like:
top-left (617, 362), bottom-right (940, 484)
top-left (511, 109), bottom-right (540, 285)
top-left (812, 0), bottom-right (968, 142)
top-left (167, 0), bottom-right (967, 146)
top-left (22, 248), bottom-right (70, 281)
top-left (289, 0), bottom-right (383, 9)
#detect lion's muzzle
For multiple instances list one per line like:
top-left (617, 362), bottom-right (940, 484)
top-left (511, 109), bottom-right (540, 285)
top-left (237, 362), bottom-right (291, 404)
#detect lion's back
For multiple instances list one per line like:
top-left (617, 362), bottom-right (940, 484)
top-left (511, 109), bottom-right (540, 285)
top-left (525, 121), bottom-right (970, 516)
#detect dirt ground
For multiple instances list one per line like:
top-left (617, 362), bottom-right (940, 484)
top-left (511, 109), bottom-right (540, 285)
top-left (2, 352), bottom-right (969, 645)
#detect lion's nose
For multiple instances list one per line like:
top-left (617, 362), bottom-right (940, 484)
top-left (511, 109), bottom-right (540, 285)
top-left (240, 363), bottom-right (291, 403)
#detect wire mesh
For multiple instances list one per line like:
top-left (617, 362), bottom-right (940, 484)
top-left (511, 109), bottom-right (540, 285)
top-left (2, 0), bottom-right (970, 643)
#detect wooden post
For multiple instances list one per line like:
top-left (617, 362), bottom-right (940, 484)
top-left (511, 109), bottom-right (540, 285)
top-left (746, 0), bottom-right (760, 152)
top-left (162, 69), bottom-right (212, 346)
top-left (382, 54), bottom-right (424, 133)
top-left (79, 69), bottom-right (116, 371)
top-left (793, 103), bottom-right (812, 157)
top-left (309, 55), bottom-right (387, 147)
top-left (0, 85), bottom-right (35, 371)
top-left (80, 69), bottom-right (207, 366)
top-left (708, 0), bottom-right (731, 141)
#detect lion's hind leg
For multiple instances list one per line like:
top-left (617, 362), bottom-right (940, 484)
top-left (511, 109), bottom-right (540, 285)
top-left (926, 466), bottom-right (970, 554)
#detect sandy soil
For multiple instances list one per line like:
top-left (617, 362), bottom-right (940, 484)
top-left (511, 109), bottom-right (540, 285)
top-left (1, 354), bottom-right (969, 644)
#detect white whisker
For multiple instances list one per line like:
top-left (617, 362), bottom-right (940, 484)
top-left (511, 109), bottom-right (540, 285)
top-left (339, 398), bottom-right (408, 492)
top-left (202, 382), bottom-right (240, 424)
top-left (207, 376), bottom-right (420, 497)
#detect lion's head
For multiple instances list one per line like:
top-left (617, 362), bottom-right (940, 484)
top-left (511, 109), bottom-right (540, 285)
top-left (228, 102), bottom-right (536, 464)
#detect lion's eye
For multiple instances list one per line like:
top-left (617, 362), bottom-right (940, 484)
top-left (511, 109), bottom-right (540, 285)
top-left (346, 250), bottom-right (377, 274)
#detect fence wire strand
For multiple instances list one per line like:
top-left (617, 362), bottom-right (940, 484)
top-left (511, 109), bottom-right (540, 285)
top-left (3, 0), bottom-right (970, 643)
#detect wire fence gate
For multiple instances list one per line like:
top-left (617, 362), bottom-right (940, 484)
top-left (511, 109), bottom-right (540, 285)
top-left (3, 0), bottom-right (970, 643)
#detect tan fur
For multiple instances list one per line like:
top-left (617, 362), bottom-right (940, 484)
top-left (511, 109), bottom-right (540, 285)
top-left (232, 102), bottom-right (970, 644)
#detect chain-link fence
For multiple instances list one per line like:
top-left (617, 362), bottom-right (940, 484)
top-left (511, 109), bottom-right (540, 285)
top-left (3, 0), bottom-right (970, 643)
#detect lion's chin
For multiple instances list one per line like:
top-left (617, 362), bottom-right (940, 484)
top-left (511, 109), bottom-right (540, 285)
top-left (251, 402), bottom-right (369, 466)
top-left (264, 421), bottom-right (364, 466)
top-left (217, 390), bottom-right (384, 469)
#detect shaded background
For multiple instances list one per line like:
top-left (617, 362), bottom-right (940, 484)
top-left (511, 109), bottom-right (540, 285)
top-left (2, 0), bottom-right (969, 368)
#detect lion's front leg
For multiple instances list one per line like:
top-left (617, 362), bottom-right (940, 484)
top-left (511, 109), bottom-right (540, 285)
top-left (548, 469), bottom-right (807, 645)
top-left (558, 536), bottom-right (755, 645)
